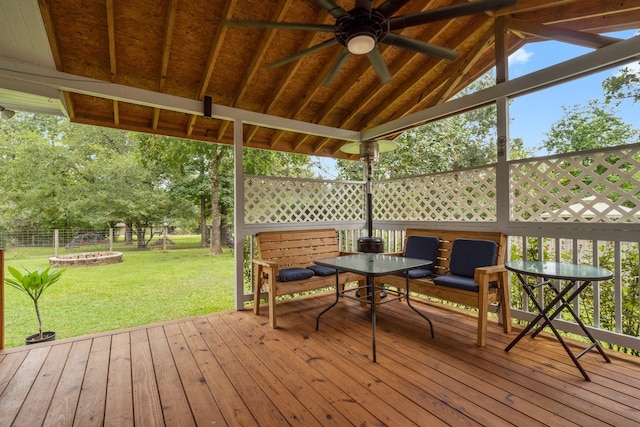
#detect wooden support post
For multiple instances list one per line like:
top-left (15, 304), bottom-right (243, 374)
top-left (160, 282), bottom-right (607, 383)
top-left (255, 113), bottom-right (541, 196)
top-left (1, 248), bottom-right (4, 350)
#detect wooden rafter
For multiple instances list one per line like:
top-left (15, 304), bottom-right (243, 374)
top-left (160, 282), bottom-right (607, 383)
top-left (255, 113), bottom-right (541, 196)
top-left (153, 0), bottom-right (177, 131)
top-left (218, 0), bottom-right (294, 141)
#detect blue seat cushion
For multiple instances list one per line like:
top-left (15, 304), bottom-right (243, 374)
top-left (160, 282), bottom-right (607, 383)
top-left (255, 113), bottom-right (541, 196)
top-left (276, 268), bottom-right (314, 282)
top-left (449, 238), bottom-right (498, 278)
top-left (394, 268), bottom-right (433, 279)
top-left (306, 265), bottom-right (336, 276)
top-left (405, 235), bottom-right (439, 262)
top-left (433, 275), bottom-right (498, 292)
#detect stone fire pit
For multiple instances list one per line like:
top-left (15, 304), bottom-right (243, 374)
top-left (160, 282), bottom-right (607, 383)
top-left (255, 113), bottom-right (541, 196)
top-left (49, 251), bottom-right (123, 267)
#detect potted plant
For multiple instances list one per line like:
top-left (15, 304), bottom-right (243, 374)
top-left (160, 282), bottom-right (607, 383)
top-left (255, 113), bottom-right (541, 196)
top-left (4, 266), bottom-right (66, 344)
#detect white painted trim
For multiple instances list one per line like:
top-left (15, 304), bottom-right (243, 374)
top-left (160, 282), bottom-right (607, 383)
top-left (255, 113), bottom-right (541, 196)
top-left (0, 57), bottom-right (360, 141)
top-left (234, 119), bottom-right (246, 310)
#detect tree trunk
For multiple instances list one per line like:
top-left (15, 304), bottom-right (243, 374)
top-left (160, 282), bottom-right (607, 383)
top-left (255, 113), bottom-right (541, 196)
top-left (200, 194), bottom-right (207, 248)
top-left (135, 220), bottom-right (147, 249)
top-left (125, 221), bottom-right (133, 245)
top-left (209, 147), bottom-right (225, 255)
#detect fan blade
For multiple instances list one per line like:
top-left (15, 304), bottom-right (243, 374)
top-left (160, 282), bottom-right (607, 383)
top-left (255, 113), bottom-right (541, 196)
top-left (268, 38), bottom-right (339, 69)
top-left (224, 20), bottom-right (334, 32)
top-left (323, 48), bottom-right (350, 86)
top-left (313, 0), bottom-right (348, 18)
top-left (355, 0), bottom-right (373, 12)
top-left (389, 0), bottom-right (517, 31)
top-left (383, 33), bottom-right (459, 60)
top-left (366, 48), bottom-right (392, 84)
top-left (377, 0), bottom-right (412, 18)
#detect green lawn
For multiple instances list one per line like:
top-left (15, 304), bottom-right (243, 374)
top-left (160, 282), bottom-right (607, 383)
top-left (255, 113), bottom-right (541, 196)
top-left (2, 237), bottom-right (236, 348)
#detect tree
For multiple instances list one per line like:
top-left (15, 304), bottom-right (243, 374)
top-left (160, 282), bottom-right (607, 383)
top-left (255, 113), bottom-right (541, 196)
top-left (539, 100), bottom-right (638, 154)
top-left (602, 61), bottom-right (640, 105)
top-left (0, 114), bottom-right (194, 241)
top-left (137, 135), bottom-right (318, 254)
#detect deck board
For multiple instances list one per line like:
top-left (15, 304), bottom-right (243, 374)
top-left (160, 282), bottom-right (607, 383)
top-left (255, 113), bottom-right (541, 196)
top-left (2, 294), bottom-right (640, 426)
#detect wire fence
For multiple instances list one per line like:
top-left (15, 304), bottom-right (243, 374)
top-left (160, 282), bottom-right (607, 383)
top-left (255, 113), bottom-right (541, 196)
top-left (0, 229), bottom-right (111, 249)
top-left (0, 227), bottom-right (232, 258)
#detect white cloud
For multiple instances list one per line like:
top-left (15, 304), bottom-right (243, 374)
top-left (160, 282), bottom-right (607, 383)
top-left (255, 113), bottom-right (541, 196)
top-left (509, 47), bottom-right (533, 65)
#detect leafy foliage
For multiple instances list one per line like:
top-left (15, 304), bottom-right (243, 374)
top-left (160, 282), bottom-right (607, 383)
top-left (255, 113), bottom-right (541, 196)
top-left (602, 61), bottom-right (640, 105)
top-left (540, 100), bottom-right (638, 154)
top-left (0, 114), bottom-right (320, 244)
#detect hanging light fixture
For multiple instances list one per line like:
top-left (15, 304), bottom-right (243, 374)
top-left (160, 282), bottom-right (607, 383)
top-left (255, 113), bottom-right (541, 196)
top-left (341, 140), bottom-right (397, 253)
top-left (0, 106), bottom-right (16, 120)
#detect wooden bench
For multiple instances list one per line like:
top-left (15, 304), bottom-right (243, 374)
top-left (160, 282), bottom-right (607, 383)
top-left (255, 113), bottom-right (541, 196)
top-left (375, 228), bottom-right (512, 346)
top-left (252, 228), bottom-right (363, 328)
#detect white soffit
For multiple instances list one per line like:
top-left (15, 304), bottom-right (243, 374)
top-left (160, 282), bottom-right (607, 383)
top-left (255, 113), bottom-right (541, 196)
top-left (0, 0), bottom-right (67, 116)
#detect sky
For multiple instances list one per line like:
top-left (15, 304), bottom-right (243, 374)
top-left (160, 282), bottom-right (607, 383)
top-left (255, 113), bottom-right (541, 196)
top-left (507, 30), bottom-right (639, 154)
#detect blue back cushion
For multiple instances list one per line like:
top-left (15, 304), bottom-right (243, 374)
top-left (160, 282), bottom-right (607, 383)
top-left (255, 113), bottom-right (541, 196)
top-left (449, 239), bottom-right (498, 278)
top-left (405, 235), bottom-right (439, 261)
top-left (396, 235), bottom-right (439, 278)
top-left (276, 268), bottom-right (314, 282)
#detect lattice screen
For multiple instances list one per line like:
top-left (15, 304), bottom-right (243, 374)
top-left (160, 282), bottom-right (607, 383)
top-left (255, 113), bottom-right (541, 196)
top-left (244, 176), bottom-right (364, 223)
top-left (510, 146), bottom-right (640, 223)
top-left (373, 166), bottom-right (497, 221)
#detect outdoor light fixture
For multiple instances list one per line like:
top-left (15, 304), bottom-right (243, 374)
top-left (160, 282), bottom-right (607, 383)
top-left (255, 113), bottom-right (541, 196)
top-left (347, 33), bottom-right (376, 55)
top-left (341, 140), bottom-right (397, 253)
top-left (0, 106), bottom-right (15, 120)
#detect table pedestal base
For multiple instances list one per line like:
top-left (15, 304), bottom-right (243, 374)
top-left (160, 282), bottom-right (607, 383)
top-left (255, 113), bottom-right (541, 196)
top-left (505, 273), bottom-right (611, 381)
top-left (316, 274), bottom-right (434, 363)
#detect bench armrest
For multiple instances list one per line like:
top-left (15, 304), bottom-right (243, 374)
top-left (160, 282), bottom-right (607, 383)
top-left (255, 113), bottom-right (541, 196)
top-left (474, 264), bottom-right (506, 277)
top-left (252, 258), bottom-right (275, 267)
top-left (474, 264), bottom-right (506, 285)
top-left (252, 258), bottom-right (279, 276)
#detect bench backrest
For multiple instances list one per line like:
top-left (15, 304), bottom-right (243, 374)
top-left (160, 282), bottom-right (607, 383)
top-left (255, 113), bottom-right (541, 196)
top-left (404, 229), bottom-right (507, 277)
top-left (255, 228), bottom-right (341, 270)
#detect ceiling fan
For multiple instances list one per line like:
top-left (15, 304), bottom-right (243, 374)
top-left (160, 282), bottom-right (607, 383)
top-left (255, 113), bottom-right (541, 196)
top-left (225, 0), bottom-right (517, 86)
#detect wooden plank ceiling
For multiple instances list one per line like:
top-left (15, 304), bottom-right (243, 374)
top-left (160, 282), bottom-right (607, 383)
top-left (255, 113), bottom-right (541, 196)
top-left (37, 0), bottom-right (640, 159)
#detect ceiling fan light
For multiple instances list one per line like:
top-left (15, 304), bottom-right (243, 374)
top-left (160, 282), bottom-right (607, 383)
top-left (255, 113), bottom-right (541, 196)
top-left (347, 34), bottom-right (376, 55)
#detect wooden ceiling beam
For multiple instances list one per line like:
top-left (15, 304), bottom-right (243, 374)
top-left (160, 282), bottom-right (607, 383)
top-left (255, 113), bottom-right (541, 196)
top-left (224, 0), bottom-right (293, 142)
top-left (37, 0), bottom-right (74, 119)
top-left (505, 18), bottom-right (621, 49)
top-left (194, 0), bottom-right (239, 140)
top-left (424, 25), bottom-right (495, 108)
top-left (106, 0), bottom-right (119, 125)
top-left (511, 0), bottom-right (640, 26)
top-left (153, 0), bottom-right (177, 131)
top-left (242, 10), bottom-right (337, 147)
top-left (359, 16), bottom-right (493, 132)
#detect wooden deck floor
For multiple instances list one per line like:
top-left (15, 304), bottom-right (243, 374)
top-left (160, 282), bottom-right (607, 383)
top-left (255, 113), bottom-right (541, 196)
top-left (2, 294), bottom-right (640, 426)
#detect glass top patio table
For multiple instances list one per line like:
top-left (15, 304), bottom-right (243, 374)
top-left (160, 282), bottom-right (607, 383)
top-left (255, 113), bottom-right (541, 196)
top-left (314, 252), bottom-right (432, 276)
top-left (314, 253), bottom-right (434, 363)
top-left (505, 260), bottom-right (613, 282)
top-left (505, 260), bottom-right (613, 381)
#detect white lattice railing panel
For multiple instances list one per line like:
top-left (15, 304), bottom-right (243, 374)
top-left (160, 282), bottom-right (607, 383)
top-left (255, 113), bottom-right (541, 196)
top-left (510, 145), bottom-right (640, 222)
top-left (244, 176), bottom-right (364, 224)
top-left (373, 166), bottom-right (497, 221)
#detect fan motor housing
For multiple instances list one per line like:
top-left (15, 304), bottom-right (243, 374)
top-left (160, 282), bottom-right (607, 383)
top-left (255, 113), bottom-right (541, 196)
top-left (335, 7), bottom-right (388, 48)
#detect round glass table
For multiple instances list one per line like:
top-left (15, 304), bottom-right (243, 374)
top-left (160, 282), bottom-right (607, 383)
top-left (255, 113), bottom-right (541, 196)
top-left (504, 260), bottom-right (613, 381)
